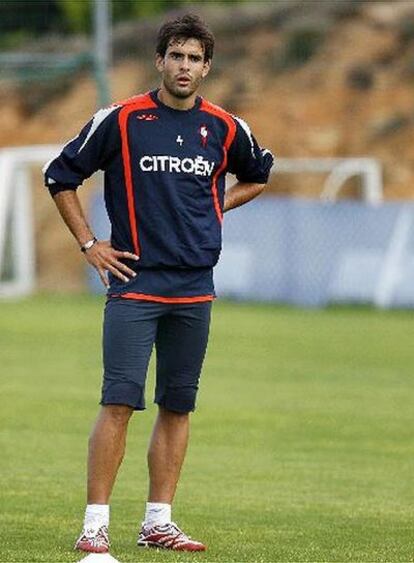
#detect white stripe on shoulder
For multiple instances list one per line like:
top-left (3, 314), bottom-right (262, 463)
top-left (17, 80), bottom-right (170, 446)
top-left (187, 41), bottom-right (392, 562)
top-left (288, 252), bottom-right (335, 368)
top-left (77, 105), bottom-right (120, 155)
top-left (42, 136), bottom-right (77, 175)
top-left (233, 115), bottom-right (256, 158)
top-left (42, 105), bottom-right (119, 176)
top-left (261, 148), bottom-right (273, 158)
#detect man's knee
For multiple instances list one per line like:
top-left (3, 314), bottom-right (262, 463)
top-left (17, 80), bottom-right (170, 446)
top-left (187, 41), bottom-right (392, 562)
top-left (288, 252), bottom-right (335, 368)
top-left (159, 405), bottom-right (190, 419)
top-left (102, 404), bottom-right (134, 425)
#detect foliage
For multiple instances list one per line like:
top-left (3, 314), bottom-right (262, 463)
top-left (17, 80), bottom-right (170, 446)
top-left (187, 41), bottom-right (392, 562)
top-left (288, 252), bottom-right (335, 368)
top-left (285, 22), bottom-right (328, 66)
top-left (0, 1), bottom-right (63, 33)
top-left (1, 0), bottom-right (247, 40)
top-left (57, 0), bottom-right (90, 33)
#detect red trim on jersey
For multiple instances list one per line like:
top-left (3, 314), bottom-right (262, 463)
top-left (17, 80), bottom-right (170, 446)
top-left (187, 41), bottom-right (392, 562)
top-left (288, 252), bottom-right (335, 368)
top-left (115, 292), bottom-right (215, 304)
top-left (118, 93), bottom-right (158, 256)
top-left (200, 99), bottom-right (237, 223)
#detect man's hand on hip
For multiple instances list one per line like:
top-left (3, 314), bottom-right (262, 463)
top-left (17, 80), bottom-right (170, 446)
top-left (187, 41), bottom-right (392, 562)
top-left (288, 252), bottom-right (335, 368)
top-left (84, 240), bottom-right (139, 288)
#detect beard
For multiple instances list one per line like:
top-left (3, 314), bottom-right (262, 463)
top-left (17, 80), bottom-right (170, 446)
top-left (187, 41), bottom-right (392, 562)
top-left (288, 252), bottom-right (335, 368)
top-left (163, 74), bottom-right (202, 99)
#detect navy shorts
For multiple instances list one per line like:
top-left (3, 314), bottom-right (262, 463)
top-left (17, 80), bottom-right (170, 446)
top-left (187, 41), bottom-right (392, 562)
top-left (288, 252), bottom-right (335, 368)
top-left (101, 299), bottom-right (212, 413)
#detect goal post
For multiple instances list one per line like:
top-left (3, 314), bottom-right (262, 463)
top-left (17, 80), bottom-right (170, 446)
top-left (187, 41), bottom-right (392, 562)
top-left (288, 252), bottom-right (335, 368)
top-left (0, 145), bottom-right (61, 298)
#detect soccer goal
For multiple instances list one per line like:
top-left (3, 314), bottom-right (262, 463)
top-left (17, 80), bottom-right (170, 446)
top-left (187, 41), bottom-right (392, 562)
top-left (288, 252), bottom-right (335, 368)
top-left (0, 145), bottom-right (61, 298)
top-left (227, 157), bottom-right (383, 204)
top-left (277, 157), bottom-right (383, 204)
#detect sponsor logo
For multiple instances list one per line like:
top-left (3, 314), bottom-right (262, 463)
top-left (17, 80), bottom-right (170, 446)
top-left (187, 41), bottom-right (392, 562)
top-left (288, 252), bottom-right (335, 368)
top-left (139, 155), bottom-right (215, 176)
top-left (136, 113), bottom-right (159, 121)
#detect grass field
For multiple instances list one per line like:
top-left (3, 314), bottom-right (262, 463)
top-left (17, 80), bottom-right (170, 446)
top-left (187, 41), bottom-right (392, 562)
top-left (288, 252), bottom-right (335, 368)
top-left (1, 295), bottom-right (413, 563)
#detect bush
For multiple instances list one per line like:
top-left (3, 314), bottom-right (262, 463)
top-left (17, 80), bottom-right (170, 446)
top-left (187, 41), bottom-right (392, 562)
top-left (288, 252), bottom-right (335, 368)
top-left (346, 65), bottom-right (375, 90)
top-left (267, 15), bottom-right (331, 74)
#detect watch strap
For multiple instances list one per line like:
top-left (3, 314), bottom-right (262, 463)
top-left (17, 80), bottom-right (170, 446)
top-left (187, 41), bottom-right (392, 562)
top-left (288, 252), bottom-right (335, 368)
top-left (80, 237), bottom-right (98, 253)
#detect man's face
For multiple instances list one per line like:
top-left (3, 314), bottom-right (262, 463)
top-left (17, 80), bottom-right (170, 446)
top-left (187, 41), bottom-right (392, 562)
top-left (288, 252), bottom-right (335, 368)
top-left (156, 37), bottom-right (211, 99)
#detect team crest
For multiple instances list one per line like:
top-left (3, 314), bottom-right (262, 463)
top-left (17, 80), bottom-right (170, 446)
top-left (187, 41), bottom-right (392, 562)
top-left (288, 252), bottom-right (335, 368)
top-left (137, 113), bottom-right (159, 121)
top-left (199, 125), bottom-right (208, 148)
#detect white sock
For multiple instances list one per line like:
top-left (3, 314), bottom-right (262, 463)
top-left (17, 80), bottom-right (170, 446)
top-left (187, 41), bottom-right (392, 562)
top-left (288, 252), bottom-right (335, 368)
top-left (144, 502), bottom-right (171, 527)
top-left (84, 504), bottom-right (110, 530)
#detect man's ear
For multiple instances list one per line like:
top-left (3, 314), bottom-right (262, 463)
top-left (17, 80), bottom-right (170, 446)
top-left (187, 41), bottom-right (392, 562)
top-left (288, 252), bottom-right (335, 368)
top-left (202, 60), bottom-right (211, 79)
top-left (155, 53), bottom-right (164, 73)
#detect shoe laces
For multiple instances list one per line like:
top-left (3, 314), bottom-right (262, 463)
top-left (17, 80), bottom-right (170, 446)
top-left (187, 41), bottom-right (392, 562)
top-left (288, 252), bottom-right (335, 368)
top-left (84, 525), bottom-right (109, 543)
top-left (144, 521), bottom-right (186, 537)
top-left (169, 522), bottom-right (187, 537)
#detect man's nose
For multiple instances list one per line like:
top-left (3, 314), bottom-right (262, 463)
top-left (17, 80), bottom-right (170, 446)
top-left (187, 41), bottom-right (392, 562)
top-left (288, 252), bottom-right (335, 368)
top-left (180, 56), bottom-right (190, 71)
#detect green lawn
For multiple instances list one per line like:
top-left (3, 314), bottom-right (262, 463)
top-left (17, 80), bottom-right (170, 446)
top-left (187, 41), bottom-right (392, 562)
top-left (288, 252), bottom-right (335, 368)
top-left (0, 295), bottom-right (413, 562)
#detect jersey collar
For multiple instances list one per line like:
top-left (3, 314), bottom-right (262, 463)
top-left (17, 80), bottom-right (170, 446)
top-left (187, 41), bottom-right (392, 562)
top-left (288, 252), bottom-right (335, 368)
top-left (150, 88), bottom-right (202, 114)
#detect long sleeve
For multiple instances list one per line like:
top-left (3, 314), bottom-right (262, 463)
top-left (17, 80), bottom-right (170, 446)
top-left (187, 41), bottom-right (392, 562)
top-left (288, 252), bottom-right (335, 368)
top-left (227, 116), bottom-right (274, 184)
top-left (43, 105), bottom-right (121, 196)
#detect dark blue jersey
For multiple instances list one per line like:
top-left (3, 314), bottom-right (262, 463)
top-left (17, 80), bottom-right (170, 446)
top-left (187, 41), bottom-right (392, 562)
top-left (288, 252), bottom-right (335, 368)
top-left (44, 89), bottom-right (274, 302)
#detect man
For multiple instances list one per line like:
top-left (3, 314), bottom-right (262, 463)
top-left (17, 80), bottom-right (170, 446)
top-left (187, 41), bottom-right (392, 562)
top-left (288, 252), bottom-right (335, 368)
top-left (44, 13), bottom-right (273, 554)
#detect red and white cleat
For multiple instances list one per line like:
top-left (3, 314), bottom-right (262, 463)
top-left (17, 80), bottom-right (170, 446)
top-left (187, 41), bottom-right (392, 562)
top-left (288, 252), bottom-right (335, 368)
top-left (74, 525), bottom-right (110, 553)
top-left (137, 522), bottom-right (206, 552)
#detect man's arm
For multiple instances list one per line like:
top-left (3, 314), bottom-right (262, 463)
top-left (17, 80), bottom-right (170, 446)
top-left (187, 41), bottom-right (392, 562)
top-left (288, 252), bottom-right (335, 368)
top-left (225, 116), bottom-right (273, 212)
top-left (53, 190), bottom-right (139, 288)
top-left (223, 181), bottom-right (266, 213)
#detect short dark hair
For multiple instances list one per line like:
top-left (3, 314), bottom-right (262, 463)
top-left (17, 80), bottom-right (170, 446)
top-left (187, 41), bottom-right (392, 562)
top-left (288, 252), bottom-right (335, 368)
top-left (156, 14), bottom-right (215, 62)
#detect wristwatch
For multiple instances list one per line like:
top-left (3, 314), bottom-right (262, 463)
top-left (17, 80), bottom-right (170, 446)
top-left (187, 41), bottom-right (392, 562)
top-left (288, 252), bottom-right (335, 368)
top-left (80, 237), bottom-right (98, 253)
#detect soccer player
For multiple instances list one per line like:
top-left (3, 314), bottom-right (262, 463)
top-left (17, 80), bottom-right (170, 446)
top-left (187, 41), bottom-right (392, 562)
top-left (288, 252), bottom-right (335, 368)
top-left (44, 13), bottom-right (273, 554)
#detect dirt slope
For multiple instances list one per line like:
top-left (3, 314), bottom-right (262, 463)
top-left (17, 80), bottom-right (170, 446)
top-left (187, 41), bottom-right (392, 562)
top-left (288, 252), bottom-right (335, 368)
top-left (1, 1), bottom-right (414, 290)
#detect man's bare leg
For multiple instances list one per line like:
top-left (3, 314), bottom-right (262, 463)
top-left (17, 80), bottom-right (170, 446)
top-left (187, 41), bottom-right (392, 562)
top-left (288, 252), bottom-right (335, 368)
top-left (147, 406), bottom-right (190, 504)
top-left (139, 407), bottom-right (206, 551)
top-left (75, 405), bottom-right (134, 552)
top-left (87, 404), bottom-right (134, 503)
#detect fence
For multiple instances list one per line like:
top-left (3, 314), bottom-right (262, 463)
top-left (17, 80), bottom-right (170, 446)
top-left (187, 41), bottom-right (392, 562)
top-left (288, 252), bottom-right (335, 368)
top-left (89, 193), bottom-right (414, 309)
top-left (214, 197), bottom-right (414, 308)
